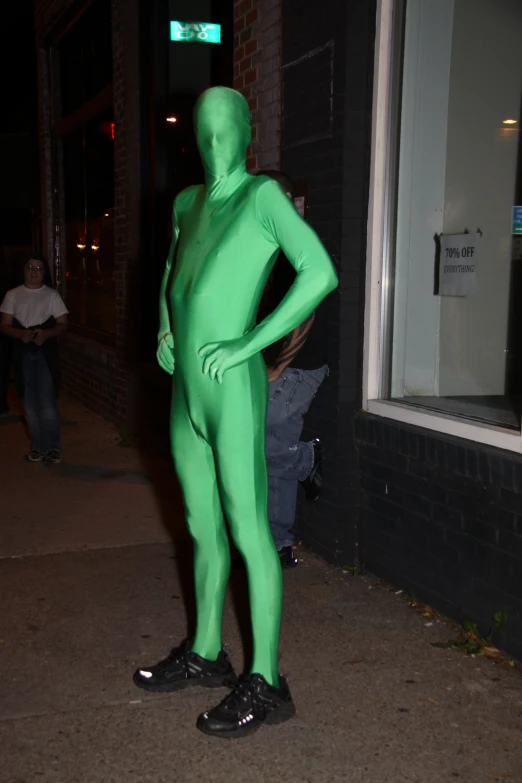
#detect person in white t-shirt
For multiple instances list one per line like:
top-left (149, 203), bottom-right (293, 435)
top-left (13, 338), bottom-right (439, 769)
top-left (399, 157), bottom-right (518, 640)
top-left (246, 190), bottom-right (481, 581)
top-left (0, 256), bottom-right (68, 463)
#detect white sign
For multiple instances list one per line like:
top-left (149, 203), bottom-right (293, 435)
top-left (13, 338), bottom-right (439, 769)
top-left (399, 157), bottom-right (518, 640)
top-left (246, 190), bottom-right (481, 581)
top-left (439, 232), bottom-right (480, 297)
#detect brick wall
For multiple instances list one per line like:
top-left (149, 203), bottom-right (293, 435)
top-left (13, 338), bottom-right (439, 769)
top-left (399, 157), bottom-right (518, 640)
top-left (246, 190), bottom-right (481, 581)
top-left (59, 333), bottom-right (121, 412)
top-left (280, 0), bottom-right (376, 562)
top-left (355, 413), bottom-right (522, 661)
top-left (34, 0), bottom-right (141, 428)
top-left (233, 0), bottom-right (282, 170)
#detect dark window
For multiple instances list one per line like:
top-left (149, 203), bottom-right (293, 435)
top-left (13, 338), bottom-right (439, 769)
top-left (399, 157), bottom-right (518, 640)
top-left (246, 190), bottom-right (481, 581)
top-left (60, 110), bottom-right (115, 338)
top-left (58, 1), bottom-right (112, 118)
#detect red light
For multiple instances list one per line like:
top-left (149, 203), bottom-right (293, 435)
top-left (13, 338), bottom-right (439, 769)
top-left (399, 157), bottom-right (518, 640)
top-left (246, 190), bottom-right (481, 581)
top-left (99, 121), bottom-right (115, 139)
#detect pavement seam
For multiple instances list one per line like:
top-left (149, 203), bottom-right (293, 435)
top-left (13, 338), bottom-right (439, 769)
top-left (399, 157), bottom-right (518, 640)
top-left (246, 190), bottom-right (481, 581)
top-left (0, 540), bottom-right (175, 562)
top-left (0, 693), bottom-right (207, 724)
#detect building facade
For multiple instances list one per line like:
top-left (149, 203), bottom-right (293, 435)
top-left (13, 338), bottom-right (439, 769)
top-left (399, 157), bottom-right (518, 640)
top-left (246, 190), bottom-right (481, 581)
top-left (34, 0), bottom-right (522, 660)
top-left (357, 0), bottom-right (522, 661)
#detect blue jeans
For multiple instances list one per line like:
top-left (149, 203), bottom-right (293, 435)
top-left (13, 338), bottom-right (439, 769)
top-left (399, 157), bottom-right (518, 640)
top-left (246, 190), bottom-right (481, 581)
top-left (22, 350), bottom-right (61, 454)
top-left (266, 365), bottom-right (328, 549)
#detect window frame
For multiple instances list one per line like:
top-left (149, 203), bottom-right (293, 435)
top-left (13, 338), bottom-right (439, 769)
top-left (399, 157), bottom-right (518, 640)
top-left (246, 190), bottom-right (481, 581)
top-left (363, 0), bottom-right (522, 455)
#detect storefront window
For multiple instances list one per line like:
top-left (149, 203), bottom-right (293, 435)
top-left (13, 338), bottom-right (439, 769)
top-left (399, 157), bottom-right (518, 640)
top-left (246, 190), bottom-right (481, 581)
top-left (381, 0), bottom-right (522, 430)
top-left (51, 0), bottom-right (114, 342)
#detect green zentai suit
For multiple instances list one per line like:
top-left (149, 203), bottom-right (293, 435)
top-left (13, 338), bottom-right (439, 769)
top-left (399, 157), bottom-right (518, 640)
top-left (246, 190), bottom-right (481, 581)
top-left (157, 87), bottom-right (338, 687)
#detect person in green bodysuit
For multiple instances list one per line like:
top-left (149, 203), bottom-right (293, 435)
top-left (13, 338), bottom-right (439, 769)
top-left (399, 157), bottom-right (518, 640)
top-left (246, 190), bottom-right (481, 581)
top-left (133, 86), bottom-right (338, 739)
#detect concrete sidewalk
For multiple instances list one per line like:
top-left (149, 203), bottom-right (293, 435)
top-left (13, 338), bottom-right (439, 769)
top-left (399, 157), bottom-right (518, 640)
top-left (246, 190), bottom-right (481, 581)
top-left (1, 394), bottom-right (521, 783)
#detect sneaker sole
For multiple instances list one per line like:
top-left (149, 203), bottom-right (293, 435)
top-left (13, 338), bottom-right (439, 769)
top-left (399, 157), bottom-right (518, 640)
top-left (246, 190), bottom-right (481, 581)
top-left (133, 672), bottom-right (233, 693)
top-left (197, 703), bottom-right (296, 739)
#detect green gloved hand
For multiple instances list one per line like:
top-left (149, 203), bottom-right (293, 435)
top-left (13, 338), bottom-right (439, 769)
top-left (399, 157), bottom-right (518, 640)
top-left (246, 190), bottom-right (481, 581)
top-left (157, 332), bottom-right (175, 375)
top-left (198, 335), bottom-right (251, 384)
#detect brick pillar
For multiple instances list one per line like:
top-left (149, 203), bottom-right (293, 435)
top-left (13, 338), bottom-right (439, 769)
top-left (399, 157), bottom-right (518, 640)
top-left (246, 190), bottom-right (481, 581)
top-left (233, 0), bottom-right (282, 172)
top-left (112, 0), bottom-right (141, 429)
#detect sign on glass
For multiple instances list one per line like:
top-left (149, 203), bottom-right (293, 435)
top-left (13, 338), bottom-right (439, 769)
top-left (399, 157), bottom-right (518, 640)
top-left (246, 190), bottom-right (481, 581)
top-left (438, 233), bottom-right (480, 297)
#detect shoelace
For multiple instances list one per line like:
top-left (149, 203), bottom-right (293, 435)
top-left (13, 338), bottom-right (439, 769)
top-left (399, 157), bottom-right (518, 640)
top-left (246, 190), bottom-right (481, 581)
top-left (160, 644), bottom-right (218, 678)
top-left (220, 681), bottom-right (257, 713)
top-left (218, 679), bottom-right (271, 719)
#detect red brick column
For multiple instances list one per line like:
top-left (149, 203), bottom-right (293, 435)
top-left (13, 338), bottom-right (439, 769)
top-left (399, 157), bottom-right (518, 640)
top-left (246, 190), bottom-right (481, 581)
top-left (233, 0), bottom-right (282, 173)
top-left (233, 0), bottom-right (260, 170)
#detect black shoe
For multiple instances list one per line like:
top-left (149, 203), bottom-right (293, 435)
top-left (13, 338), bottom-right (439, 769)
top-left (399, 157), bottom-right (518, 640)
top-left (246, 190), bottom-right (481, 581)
top-left (133, 640), bottom-right (237, 693)
top-left (44, 449), bottom-right (61, 464)
top-left (25, 449), bottom-right (44, 463)
top-left (278, 546), bottom-right (298, 569)
top-left (197, 673), bottom-right (296, 739)
top-left (300, 439), bottom-right (323, 503)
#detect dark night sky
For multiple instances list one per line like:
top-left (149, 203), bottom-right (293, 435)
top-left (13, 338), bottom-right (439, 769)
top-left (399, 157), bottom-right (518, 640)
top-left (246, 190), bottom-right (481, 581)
top-left (0, 1), bottom-right (38, 133)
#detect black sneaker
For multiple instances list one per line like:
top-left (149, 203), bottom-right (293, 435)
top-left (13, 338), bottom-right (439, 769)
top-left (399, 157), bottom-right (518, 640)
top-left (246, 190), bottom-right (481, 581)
top-left (197, 673), bottom-right (296, 739)
top-left (133, 640), bottom-right (237, 693)
top-left (45, 449), bottom-right (61, 464)
top-left (25, 449), bottom-right (44, 463)
top-left (278, 546), bottom-right (298, 569)
top-left (300, 439), bottom-right (323, 503)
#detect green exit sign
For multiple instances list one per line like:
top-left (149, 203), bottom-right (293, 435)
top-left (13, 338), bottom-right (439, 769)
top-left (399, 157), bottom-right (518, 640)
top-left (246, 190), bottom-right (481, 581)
top-left (170, 21), bottom-right (221, 44)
